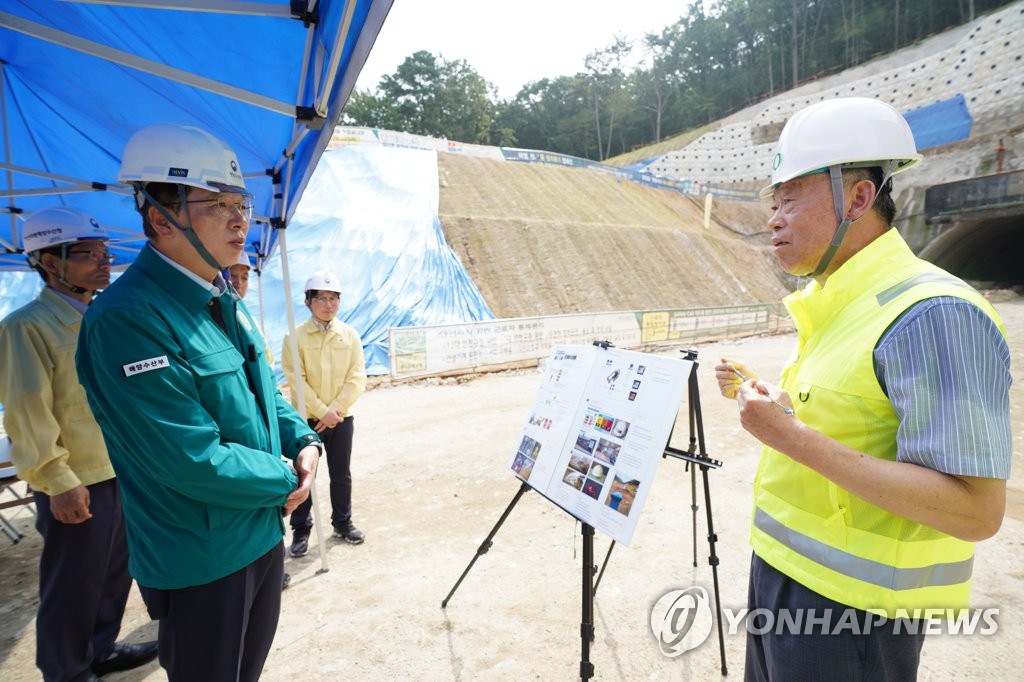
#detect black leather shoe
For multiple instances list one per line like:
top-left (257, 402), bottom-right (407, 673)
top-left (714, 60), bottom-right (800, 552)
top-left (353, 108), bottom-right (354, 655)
top-left (92, 640), bottom-right (159, 677)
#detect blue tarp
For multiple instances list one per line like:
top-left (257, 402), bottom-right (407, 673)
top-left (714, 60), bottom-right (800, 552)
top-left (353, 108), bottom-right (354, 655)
top-left (0, 0), bottom-right (392, 270)
top-left (1, 144), bottom-right (495, 377)
top-left (247, 145), bottom-right (494, 376)
top-left (904, 94), bottom-right (973, 151)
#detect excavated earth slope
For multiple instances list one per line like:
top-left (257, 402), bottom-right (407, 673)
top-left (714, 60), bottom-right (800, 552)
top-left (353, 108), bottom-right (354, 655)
top-left (436, 153), bottom-right (790, 319)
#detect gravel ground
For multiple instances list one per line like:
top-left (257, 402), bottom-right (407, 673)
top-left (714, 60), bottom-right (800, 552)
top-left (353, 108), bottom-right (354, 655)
top-left (1, 295), bottom-right (1020, 681)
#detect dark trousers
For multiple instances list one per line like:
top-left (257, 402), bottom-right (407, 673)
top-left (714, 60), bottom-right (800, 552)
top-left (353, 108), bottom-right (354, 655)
top-left (34, 478), bottom-right (132, 682)
top-left (139, 542), bottom-right (284, 682)
top-left (745, 552), bottom-right (926, 682)
top-left (291, 416), bottom-right (353, 532)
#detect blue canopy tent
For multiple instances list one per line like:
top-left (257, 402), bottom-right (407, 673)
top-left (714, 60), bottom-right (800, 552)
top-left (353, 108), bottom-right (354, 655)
top-left (0, 0), bottom-right (394, 573)
top-left (0, 0), bottom-right (392, 271)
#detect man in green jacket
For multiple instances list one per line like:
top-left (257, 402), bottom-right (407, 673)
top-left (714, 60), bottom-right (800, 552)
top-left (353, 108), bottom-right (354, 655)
top-left (1, 207), bottom-right (157, 681)
top-left (76, 123), bottom-right (321, 682)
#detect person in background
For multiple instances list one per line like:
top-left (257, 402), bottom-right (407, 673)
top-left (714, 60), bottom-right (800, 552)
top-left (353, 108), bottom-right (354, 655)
top-left (715, 97), bottom-right (1011, 681)
top-left (229, 250), bottom-right (274, 366)
top-left (229, 249), bottom-right (252, 298)
top-left (0, 206), bottom-right (157, 681)
top-left (227, 249), bottom-right (283, 589)
top-left (76, 123), bottom-right (322, 682)
top-left (282, 271), bottom-right (367, 557)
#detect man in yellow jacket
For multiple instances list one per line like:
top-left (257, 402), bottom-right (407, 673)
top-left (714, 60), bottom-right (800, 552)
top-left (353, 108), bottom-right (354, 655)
top-left (0, 207), bottom-right (157, 681)
top-left (715, 98), bottom-right (1011, 680)
top-left (282, 270), bottom-right (368, 557)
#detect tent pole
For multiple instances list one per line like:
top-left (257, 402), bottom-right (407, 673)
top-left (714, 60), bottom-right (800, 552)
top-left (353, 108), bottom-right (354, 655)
top-left (257, 265), bottom-right (267, 337)
top-left (278, 227), bottom-right (330, 575)
top-left (313, 0), bottom-right (358, 118)
top-left (253, 233), bottom-right (268, 337)
top-left (0, 63), bottom-right (18, 252)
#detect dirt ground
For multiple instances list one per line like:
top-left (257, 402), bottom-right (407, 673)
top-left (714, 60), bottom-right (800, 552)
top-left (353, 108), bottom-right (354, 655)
top-left (1, 296), bottom-right (1021, 681)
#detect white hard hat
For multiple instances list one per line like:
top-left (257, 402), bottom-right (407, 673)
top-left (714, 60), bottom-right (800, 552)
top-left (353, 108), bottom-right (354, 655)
top-left (118, 123), bottom-right (247, 194)
top-left (23, 206), bottom-right (108, 253)
top-left (304, 270), bottom-right (341, 293)
top-left (235, 251), bottom-right (252, 268)
top-left (761, 97), bottom-right (922, 198)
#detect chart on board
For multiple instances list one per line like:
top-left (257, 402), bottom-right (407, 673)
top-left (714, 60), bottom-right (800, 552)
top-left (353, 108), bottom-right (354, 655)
top-left (508, 344), bottom-right (692, 545)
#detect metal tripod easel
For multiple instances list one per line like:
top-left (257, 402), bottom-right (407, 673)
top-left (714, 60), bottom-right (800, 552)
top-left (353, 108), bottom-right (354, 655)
top-left (441, 347), bottom-right (728, 679)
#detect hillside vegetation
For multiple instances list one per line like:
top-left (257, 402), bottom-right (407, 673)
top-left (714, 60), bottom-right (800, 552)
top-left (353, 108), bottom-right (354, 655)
top-left (436, 154), bottom-right (788, 319)
top-left (434, 1), bottom-right (1024, 315)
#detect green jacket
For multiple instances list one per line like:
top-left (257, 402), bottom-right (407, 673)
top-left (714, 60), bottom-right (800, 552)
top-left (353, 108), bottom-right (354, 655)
top-left (77, 244), bottom-right (319, 589)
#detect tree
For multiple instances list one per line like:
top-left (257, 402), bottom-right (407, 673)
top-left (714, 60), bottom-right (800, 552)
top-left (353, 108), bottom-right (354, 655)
top-left (584, 37), bottom-right (633, 160)
top-left (341, 51), bottom-right (499, 144)
top-left (636, 30), bottom-right (678, 143)
top-left (339, 0), bottom-right (1018, 161)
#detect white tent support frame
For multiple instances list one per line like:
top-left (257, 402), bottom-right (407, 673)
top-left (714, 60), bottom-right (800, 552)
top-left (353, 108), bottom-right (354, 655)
top-left (2, 0), bottom-right (396, 572)
top-left (2, 63), bottom-right (17, 260)
top-left (0, 0), bottom-right (377, 240)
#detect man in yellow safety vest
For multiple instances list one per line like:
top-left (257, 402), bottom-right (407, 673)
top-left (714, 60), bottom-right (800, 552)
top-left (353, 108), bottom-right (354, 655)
top-left (716, 97), bottom-right (1011, 681)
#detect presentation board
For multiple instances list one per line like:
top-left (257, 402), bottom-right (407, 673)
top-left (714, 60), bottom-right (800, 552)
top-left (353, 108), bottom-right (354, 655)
top-left (508, 345), bottom-right (692, 545)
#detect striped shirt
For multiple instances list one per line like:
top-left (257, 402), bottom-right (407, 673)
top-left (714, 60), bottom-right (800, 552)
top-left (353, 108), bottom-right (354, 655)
top-left (874, 296), bottom-right (1012, 479)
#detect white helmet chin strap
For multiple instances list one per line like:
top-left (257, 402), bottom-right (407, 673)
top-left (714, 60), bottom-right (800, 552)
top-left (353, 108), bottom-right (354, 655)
top-left (138, 184), bottom-right (226, 273)
top-left (807, 166), bottom-right (852, 278)
top-left (806, 161), bottom-right (897, 279)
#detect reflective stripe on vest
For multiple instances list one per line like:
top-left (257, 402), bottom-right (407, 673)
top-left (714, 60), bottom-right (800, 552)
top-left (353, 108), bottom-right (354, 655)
top-left (754, 508), bottom-right (975, 591)
top-left (875, 271), bottom-right (974, 306)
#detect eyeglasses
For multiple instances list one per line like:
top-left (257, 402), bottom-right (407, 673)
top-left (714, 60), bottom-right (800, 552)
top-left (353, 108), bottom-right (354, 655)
top-left (66, 248), bottom-right (115, 264)
top-left (312, 295), bottom-right (340, 305)
top-left (183, 196), bottom-right (254, 223)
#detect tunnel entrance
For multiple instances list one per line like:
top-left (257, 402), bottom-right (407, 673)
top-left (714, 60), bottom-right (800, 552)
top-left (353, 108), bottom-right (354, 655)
top-left (921, 169), bottom-right (1024, 287)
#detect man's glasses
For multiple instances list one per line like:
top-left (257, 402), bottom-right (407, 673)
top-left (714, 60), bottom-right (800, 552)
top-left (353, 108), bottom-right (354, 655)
top-left (66, 248), bottom-right (115, 265)
top-left (312, 295), bottom-right (340, 305)
top-left (183, 196), bottom-right (254, 223)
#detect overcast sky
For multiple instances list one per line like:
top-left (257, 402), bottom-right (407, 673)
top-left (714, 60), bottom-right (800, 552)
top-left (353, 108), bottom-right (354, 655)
top-left (355, 1), bottom-right (695, 99)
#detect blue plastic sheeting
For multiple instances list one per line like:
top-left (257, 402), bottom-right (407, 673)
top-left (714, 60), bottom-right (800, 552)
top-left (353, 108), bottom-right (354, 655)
top-left (503, 148), bottom-right (696, 194)
top-left (0, 271), bottom-right (42, 320)
top-left (0, 0), bottom-right (392, 271)
top-left (247, 145), bottom-right (494, 377)
top-left (621, 157), bottom-right (660, 171)
top-left (2, 145), bottom-right (494, 378)
top-left (904, 94), bottom-right (973, 151)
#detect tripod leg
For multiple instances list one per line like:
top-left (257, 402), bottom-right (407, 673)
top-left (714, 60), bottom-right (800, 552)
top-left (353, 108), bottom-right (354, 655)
top-left (688, 364), bottom-right (700, 567)
top-left (701, 465), bottom-right (728, 676)
top-left (441, 481), bottom-right (530, 608)
top-left (690, 462), bottom-right (698, 567)
top-left (593, 540), bottom-right (615, 594)
top-left (580, 523), bottom-right (595, 681)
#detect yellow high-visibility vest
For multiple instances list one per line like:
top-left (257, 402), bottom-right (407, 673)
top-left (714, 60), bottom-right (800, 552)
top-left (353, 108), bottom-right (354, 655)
top-left (751, 229), bottom-right (1006, 618)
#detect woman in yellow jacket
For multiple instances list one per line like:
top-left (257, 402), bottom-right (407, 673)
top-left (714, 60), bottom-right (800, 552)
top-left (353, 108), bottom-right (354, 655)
top-left (282, 271), bottom-right (367, 557)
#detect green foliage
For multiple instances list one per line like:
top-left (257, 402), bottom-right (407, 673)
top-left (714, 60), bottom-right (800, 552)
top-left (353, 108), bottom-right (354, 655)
top-left (342, 0), bottom-right (1015, 160)
top-left (340, 50), bottom-right (498, 145)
